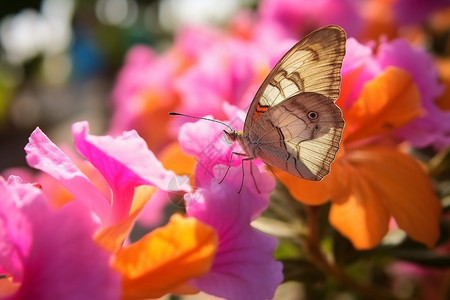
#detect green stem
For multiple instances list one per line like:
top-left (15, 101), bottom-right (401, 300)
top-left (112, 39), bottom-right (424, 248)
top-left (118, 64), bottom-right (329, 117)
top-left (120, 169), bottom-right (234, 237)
top-left (305, 205), bottom-right (403, 300)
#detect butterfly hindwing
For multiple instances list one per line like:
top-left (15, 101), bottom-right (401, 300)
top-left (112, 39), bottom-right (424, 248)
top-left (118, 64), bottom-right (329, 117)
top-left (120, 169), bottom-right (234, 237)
top-left (244, 25), bottom-right (346, 133)
top-left (246, 92), bottom-right (344, 180)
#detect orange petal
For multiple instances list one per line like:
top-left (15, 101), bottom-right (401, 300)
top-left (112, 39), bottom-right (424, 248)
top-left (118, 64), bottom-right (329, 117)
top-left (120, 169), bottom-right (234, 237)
top-left (136, 90), bottom-right (179, 152)
top-left (360, 0), bottom-right (397, 41)
top-left (435, 57), bottom-right (450, 111)
top-left (159, 142), bottom-right (196, 179)
top-left (94, 185), bottom-right (156, 252)
top-left (345, 67), bottom-right (422, 144)
top-left (273, 150), bottom-right (350, 205)
top-left (113, 214), bottom-right (218, 299)
top-left (0, 277), bottom-right (19, 297)
top-left (329, 161), bottom-right (391, 249)
top-left (347, 146), bottom-right (442, 248)
top-left (95, 143), bottom-right (196, 253)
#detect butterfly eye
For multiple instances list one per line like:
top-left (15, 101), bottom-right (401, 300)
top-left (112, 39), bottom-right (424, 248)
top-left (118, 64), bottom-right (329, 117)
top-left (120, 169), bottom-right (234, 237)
top-left (308, 111), bottom-right (318, 120)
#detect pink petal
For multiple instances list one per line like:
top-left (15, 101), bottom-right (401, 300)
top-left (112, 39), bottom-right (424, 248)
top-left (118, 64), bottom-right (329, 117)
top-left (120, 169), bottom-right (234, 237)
top-left (341, 38), bottom-right (381, 109)
top-left (0, 177), bottom-right (32, 281)
top-left (222, 102), bottom-right (246, 126)
top-left (179, 117), bottom-right (241, 187)
top-left (1, 178), bottom-right (121, 300)
top-left (25, 127), bottom-right (111, 223)
top-left (179, 104), bottom-right (271, 189)
top-left (175, 37), bottom-right (259, 121)
top-left (342, 38), bottom-right (375, 77)
top-left (175, 26), bottom-right (223, 61)
top-left (259, 0), bottom-right (363, 38)
top-left (137, 189), bottom-right (171, 228)
top-left (186, 165), bottom-right (281, 299)
top-left (394, 0), bottom-right (448, 25)
top-left (72, 121), bottom-right (190, 221)
top-left (109, 45), bottom-right (176, 135)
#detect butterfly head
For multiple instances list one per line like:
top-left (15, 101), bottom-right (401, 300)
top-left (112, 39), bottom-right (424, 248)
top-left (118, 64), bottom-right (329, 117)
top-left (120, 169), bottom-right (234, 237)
top-left (223, 129), bottom-right (245, 144)
top-left (223, 129), bottom-right (238, 143)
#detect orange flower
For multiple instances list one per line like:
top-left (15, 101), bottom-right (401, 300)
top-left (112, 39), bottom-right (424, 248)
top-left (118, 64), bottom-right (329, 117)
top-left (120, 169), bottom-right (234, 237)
top-left (112, 214), bottom-right (218, 299)
top-left (275, 67), bottom-right (442, 249)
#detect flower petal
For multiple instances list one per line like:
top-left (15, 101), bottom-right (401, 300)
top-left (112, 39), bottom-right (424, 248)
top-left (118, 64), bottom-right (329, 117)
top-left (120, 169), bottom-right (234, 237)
top-left (178, 117), bottom-right (242, 188)
top-left (377, 39), bottom-right (448, 148)
top-left (273, 151), bottom-right (350, 205)
top-left (137, 142), bottom-right (196, 228)
top-left (186, 166), bottom-right (282, 300)
top-left (1, 178), bottom-right (121, 300)
top-left (329, 164), bottom-right (391, 249)
top-left (346, 147), bottom-right (442, 248)
top-left (0, 177), bottom-right (32, 281)
top-left (72, 121), bottom-right (190, 221)
top-left (345, 67), bottom-right (422, 144)
top-left (25, 127), bottom-right (111, 223)
top-left (159, 142), bottom-right (197, 176)
top-left (112, 214), bottom-right (218, 299)
top-left (94, 195), bottom-right (150, 253)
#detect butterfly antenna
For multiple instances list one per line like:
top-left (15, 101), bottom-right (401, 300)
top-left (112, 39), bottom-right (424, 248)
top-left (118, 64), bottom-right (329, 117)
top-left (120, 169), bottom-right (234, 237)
top-left (169, 112), bottom-right (233, 131)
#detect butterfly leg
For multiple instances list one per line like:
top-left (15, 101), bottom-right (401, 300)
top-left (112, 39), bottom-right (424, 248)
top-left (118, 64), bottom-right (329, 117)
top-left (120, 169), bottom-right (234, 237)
top-left (218, 152), bottom-right (260, 193)
top-left (219, 151), bottom-right (249, 184)
top-left (239, 157), bottom-right (260, 194)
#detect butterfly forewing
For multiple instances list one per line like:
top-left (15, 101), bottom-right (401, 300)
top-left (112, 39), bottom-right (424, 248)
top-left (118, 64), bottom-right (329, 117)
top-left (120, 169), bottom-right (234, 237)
top-left (244, 25), bottom-right (346, 133)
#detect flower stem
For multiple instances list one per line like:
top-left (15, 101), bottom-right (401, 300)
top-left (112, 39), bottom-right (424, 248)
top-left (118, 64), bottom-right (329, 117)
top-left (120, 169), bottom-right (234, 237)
top-left (305, 205), bottom-right (402, 300)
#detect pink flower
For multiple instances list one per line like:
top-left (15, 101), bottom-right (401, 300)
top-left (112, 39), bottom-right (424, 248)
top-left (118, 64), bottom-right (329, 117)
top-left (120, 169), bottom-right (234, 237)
top-left (3, 145), bottom-right (110, 209)
top-left (178, 103), bottom-right (266, 188)
top-left (177, 106), bottom-right (283, 299)
top-left (0, 176), bottom-right (120, 300)
top-left (174, 34), bottom-right (270, 123)
top-left (20, 122), bottom-right (219, 299)
top-left (258, 0), bottom-right (363, 38)
top-left (393, 0), bottom-right (449, 25)
top-left (109, 45), bottom-right (183, 152)
top-left (109, 22), bottom-right (292, 153)
top-left (25, 121), bottom-right (190, 225)
top-left (342, 37), bottom-right (448, 148)
top-left (185, 174), bottom-right (282, 299)
top-left (174, 26), bottom-right (225, 62)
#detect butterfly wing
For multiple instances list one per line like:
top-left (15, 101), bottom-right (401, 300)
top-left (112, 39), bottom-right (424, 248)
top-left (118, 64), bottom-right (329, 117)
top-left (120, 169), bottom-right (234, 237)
top-left (245, 92), bottom-right (344, 180)
top-left (243, 25), bottom-right (346, 134)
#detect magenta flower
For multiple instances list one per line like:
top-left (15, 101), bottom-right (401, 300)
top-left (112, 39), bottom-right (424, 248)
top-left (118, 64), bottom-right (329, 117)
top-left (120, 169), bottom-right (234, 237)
top-left (177, 107), bottom-right (283, 299)
top-left (258, 0), bottom-right (363, 38)
top-left (109, 45), bottom-right (183, 152)
top-left (186, 171), bottom-right (282, 300)
top-left (174, 35), bottom-right (269, 122)
top-left (25, 121), bottom-right (190, 225)
top-left (110, 45), bottom-right (160, 137)
top-left (0, 176), bottom-right (120, 300)
top-left (178, 103), bottom-right (267, 187)
top-left (179, 115), bottom-right (238, 187)
top-left (174, 26), bottom-right (224, 62)
top-left (342, 37), bottom-right (448, 148)
top-left (393, 0), bottom-right (449, 25)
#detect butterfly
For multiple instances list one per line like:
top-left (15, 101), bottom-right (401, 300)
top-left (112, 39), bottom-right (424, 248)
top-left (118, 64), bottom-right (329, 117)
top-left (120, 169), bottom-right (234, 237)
top-left (222, 25), bottom-right (346, 189)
